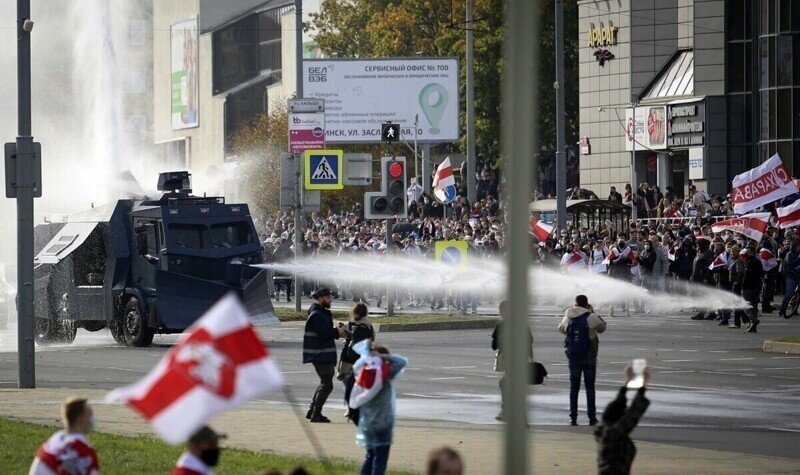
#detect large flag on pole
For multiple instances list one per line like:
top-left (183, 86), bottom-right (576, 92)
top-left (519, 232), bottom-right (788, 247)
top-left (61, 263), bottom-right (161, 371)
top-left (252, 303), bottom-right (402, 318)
top-left (529, 216), bottom-right (553, 242)
top-left (710, 212), bottom-right (771, 242)
top-left (776, 200), bottom-right (800, 228)
top-left (432, 157), bottom-right (457, 204)
top-left (106, 294), bottom-right (283, 444)
top-left (731, 154), bottom-right (798, 214)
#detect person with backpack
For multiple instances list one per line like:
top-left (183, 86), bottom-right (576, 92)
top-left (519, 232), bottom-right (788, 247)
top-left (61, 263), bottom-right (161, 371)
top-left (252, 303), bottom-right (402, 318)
top-left (558, 294), bottom-right (607, 426)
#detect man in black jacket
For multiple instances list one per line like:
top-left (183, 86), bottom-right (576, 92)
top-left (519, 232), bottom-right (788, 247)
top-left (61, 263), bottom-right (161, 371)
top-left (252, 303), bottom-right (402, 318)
top-left (594, 367), bottom-right (651, 475)
top-left (741, 247), bottom-right (763, 333)
top-left (779, 240), bottom-right (800, 318)
top-left (690, 239), bottom-right (716, 320)
top-left (303, 288), bottom-right (347, 423)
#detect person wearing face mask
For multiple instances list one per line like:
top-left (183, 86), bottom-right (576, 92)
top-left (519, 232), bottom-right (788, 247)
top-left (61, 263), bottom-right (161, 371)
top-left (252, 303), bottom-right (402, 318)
top-left (30, 397), bottom-right (99, 475)
top-left (173, 426), bottom-right (225, 475)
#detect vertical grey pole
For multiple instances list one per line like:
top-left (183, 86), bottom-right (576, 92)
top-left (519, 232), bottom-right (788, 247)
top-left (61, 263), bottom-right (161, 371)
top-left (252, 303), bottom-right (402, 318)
top-left (555, 0), bottom-right (567, 231)
top-left (422, 143), bottom-right (432, 194)
top-left (502, 0), bottom-right (535, 473)
top-left (385, 219), bottom-right (394, 317)
top-left (631, 98), bottom-right (638, 222)
top-left (294, 0), bottom-right (303, 313)
top-left (466, 0), bottom-right (477, 205)
top-left (16, 0), bottom-right (36, 388)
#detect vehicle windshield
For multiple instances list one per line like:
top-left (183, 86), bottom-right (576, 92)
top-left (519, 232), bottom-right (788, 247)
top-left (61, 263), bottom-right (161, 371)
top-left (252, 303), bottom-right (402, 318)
top-left (168, 221), bottom-right (255, 250)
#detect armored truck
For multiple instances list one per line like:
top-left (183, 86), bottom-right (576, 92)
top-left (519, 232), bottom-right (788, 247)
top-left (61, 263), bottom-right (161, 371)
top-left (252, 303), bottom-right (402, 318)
top-left (32, 171), bottom-right (277, 346)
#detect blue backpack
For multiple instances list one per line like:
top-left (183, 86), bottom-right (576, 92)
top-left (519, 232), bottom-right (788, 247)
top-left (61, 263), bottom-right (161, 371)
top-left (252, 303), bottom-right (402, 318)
top-left (564, 312), bottom-right (592, 360)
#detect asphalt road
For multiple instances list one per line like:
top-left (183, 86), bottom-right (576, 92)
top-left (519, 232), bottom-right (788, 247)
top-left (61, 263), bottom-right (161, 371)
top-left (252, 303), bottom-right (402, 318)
top-left (2, 307), bottom-right (800, 459)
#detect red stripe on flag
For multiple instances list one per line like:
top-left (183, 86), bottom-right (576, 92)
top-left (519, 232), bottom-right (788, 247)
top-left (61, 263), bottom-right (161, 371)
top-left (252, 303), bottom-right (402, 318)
top-left (214, 327), bottom-right (268, 365)
top-left (128, 366), bottom-right (198, 419)
top-left (778, 207), bottom-right (800, 226)
top-left (435, 167), bottom-right (453, 180)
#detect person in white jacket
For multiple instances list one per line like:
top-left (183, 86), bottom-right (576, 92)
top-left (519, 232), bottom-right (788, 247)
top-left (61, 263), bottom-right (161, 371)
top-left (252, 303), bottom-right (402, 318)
top-left (558, 295), bottom-right (607, 426)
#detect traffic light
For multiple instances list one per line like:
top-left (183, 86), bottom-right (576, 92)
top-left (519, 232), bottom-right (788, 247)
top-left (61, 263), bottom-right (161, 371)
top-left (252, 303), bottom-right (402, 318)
top-left (364, 157), bottom-right (408, 219)
top-left (381, 123), bottom-right (400, 142)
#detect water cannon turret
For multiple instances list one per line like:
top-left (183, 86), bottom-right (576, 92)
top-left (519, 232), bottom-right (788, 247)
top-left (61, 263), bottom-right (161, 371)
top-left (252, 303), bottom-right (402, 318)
top-left (157, 171), bottom-right (192, 195)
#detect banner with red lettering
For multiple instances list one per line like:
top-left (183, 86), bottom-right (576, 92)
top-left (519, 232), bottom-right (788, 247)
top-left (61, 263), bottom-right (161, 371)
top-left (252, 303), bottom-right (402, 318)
top-left (710, 212), bottom-right (771, 242)
top-left (731, 154), bottom-right (798, 214)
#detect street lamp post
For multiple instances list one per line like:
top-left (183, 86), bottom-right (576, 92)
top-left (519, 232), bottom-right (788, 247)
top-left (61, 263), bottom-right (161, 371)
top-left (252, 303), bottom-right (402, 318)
top-left (554, 0), bottom-right (567, 230)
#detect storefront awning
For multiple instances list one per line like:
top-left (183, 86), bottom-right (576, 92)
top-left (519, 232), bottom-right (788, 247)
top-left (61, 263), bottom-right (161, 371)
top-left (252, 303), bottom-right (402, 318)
top-left (641, 49), bottom-right (694, 100)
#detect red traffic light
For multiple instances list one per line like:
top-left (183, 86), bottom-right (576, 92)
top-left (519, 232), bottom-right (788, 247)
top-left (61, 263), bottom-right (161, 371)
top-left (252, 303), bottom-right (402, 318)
top-left (388, 161), bottom-right (404, 178)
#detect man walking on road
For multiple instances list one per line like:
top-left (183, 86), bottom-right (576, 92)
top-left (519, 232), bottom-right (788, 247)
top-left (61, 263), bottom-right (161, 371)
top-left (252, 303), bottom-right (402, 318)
top-left (558, 295), bottom-right (607, 426)
top-left (303, 287), bottom-right (348, 423)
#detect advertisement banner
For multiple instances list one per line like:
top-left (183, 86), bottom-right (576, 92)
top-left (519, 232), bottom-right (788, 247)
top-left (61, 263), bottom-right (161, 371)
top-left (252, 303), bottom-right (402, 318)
top-left (170, 17), bottom-right (199, 130)
top-left (302, 58), bottom-right (460, 143)
top-left (289, 112), bottom-right (326, 154)
top-left (625, 106), bottom-right (667, 151)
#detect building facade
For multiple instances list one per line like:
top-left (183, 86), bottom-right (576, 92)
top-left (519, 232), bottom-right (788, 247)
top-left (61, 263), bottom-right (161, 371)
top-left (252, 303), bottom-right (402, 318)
top-left (153, 0), bottom-right (317, 199)
top-left (578, 0), bottom-right (800, 199)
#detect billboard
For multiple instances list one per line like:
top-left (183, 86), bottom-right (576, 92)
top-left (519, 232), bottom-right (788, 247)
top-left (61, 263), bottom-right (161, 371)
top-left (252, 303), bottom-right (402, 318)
top-left (171, 17), bottom-right (199, 130)
top-left (625, 105), bottom-right (667, 151)
top-left (302, 58), bottom-right (460, 143)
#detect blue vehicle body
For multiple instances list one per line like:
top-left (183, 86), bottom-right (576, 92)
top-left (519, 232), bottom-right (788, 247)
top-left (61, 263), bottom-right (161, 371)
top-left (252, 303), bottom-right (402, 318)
top-left (32, 177), bottom-right (277, 346)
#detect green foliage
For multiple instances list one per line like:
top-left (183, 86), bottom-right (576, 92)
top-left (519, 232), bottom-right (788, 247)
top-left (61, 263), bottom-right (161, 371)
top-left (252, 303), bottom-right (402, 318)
top-left (309, 0), bottom-right (579, 163)
top-left (0, 417), bottom-right (412, 474)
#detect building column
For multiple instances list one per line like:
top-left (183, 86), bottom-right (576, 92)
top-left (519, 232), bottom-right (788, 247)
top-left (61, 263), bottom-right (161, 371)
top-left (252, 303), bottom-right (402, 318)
top-left (657, 152), bottom-right (671, 190)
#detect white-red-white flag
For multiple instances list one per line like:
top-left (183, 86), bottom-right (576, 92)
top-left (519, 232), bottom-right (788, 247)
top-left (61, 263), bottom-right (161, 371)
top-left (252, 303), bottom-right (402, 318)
top-left (709, 252), bottom-right (729, 270)
top-left (106, 294), bottom-right (283, 444)
top-left (776, 200), bottom-right (800, 229)
top-left (560, 251), bottom-right (587, 272)
top-left (731, 154), bottom-right (798, 214)
top-left (667, 242), bottom-right (679, 261)
top-left (759, 248), bottom-right (778, 272)
top-left (602, 246), bottom-right (630, 266)
top-left (349, 355), bottom-right (391, 409)
top-left (529, 216), bottom-right (553, 242)
top-left (710, 212), bottom-right (771, 242)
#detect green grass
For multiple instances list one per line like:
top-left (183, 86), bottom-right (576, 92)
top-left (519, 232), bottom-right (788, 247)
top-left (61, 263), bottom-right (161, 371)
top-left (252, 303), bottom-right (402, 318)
top-left (0, 417), bottom-right (412, 475)
top-left (776, 337), bottom-right (800, 344)
top-left (273, 307), bottom-right (496, 324)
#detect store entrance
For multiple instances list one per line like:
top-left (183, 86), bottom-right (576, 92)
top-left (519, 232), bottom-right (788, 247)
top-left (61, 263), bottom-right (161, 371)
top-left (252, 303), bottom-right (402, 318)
top-left (671, 152), bottom-right (687, 199)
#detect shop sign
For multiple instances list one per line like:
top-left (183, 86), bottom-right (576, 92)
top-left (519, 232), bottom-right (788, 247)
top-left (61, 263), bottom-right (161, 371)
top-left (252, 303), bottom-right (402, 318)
top-left (587, 22), bottom-right (618, 47)
top-left (580, 137), bottom-right (591, 155)
top-left (667, 102), bottom-right (705, 149)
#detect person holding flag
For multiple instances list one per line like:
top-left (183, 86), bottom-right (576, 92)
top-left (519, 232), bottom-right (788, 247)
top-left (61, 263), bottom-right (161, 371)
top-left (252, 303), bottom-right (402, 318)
top-left (560, 243), bottom-right (588, 273)
top-left (349, 341), bottom-right (408, 475)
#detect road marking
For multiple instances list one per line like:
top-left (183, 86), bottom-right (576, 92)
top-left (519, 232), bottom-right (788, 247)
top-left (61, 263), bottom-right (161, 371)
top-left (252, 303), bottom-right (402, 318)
top-left (679, 349), bottom-right (700, 352)
top-left (441, 366), bottom-right (477, 370)
top-left (764, 367), bottom-right (800, 370)
top-left (769, 375), bottom-right (800, 380)
top-left (429, 377), bottom-right (466, 380)
top-left (403, 393), bottom-right (445, 399)
top-left (708, 350), bottom-right (730, 353)
top-left (770, 356), bottom-right (800, 359)
top-left (662, 359), bottom-right (699, 363)
top-left (659, 370), bottom-right (695, 374)
top-left (719, 357), bottom-right (755, 361)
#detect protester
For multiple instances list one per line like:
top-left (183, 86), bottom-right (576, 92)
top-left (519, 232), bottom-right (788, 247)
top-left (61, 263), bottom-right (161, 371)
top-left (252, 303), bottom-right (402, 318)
top-left (303, 287), bottom-right (348, 423)
top-left (30, 397), bottom-right (99, 475)
top-left (491, 300), bottom-right (534, 421)
top-left (779, 240), bottom-right (800, 318)
top-left (351, 344), bottom-right (407, 475)
top-left (339, 302), bottom-right (376, 419)
top-left (741, 246), bottom-right (763, 333)
top-left (426, 447), bottom-right (464, 475)
top-left (173, 426), bottom-right (225, 475)
top-left (558, 295), bottom-right (607, 426)
top-left (594, 366), bottom-right (651, 475)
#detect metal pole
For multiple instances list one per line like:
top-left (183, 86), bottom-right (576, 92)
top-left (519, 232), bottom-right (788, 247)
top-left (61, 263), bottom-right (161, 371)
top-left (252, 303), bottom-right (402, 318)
top-left (16, 0), bottom-right (35, 388)
top-left (466, 0), bottom-right (477, 205)
top-left (385, 219), bottom-right (394, 317)
top-left (555, 0), bottom-right (567, 231)
top-left (422, 143), bottom-right (432, 194)
top-left (502, 0), bottom-right (535, 473)
top-left (414, 114), bottom-right (419, 183)
top-left (294, 0), bottom-right (303, 313)
top-left (631, 99), bottom-right (638, 222)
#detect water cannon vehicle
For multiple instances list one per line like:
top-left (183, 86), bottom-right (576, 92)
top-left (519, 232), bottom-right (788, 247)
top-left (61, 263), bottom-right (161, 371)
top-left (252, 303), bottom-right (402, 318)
top-left (31, 171), bottom-right (277, 346)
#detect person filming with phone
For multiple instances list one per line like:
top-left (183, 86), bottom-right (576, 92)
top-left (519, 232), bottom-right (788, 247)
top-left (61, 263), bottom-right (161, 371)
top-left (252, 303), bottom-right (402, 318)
top-left (558, 294), bottom-right (607, 426)
top-left (595, 363), bottom-right (652, 475)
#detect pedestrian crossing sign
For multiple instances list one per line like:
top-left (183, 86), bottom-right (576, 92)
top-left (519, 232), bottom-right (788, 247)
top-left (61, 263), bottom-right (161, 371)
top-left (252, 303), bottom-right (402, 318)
top-left (435, 240), bottom-right (469, 268)
top-left (304, 149), bottom-right (344, 190)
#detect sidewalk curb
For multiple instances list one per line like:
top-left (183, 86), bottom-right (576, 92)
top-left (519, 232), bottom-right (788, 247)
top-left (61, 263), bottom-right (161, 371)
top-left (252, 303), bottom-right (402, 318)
top-left (762, 339), bottom-right (800, 355)
top-left (375, 319), bottom-right (497, 332)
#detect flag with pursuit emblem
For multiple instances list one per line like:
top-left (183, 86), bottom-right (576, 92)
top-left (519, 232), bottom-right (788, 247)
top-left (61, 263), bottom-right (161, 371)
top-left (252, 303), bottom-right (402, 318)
top-left (106, 294), bottom-right (283, 444)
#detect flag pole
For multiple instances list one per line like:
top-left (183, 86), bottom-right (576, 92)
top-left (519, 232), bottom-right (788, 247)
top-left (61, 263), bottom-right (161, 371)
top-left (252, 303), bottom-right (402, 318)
top-left (282, 386), bottom-right (334, 475)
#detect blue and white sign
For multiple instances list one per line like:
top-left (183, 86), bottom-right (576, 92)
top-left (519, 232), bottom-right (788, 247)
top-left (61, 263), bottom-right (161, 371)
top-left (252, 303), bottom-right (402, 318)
top-left (304, 149), bottom-right (344, 190)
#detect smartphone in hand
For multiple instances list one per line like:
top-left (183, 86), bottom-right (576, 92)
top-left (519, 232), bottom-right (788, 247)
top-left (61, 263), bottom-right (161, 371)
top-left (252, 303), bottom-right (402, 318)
top-left (627, 358), bottom-right (647, 389)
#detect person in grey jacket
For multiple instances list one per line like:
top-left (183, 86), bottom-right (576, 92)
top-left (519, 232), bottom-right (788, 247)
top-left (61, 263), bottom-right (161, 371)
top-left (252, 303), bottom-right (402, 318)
top-left (649, 236), bottom-right (669, 293)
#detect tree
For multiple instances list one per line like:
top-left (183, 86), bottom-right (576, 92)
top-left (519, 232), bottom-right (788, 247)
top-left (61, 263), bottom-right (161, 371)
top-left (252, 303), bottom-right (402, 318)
top-left (309, 0), bottom-right (579, 164)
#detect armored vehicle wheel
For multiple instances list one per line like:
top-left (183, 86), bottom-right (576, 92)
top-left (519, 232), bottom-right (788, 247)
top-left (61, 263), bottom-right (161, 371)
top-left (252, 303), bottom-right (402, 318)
top-left (108, 318), bottom-right (126, 344)
top-left (34, 318), bottom-right (77, 345)
top-left (121, 297), bottom-right (154, 347)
